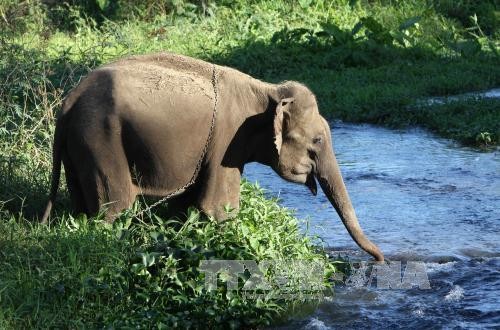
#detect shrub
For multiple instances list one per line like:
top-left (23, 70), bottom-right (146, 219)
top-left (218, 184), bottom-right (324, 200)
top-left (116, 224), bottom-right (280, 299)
top-left (434, 0), bottom-right (499, 36)
top-left (0, 182), bottom-right (336, 328)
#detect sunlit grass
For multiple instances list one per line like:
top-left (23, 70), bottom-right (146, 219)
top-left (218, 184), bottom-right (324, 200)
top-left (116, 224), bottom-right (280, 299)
top-left (0, 182), bottom-right (335, 328)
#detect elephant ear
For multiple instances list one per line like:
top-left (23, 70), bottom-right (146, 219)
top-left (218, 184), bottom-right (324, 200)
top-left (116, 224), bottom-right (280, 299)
top-left (273, 98), bottom-right (294, 155)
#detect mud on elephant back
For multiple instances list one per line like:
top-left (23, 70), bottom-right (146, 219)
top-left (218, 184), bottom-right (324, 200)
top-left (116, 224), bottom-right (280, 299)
top-left (41, 52), bottom-right (384, 262)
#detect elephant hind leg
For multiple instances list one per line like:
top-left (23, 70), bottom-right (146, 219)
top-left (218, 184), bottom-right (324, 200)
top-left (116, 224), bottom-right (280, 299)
top-left (67, 131), bottom-right (137, 221)
top-left (78, 154), bottom-right (137, 221)
top-left (101, 175), bottom-right (138, 221)
top-left (76, 166), bottom-right (137, 222)
top-left (62, 153), bottom-right (86, 214)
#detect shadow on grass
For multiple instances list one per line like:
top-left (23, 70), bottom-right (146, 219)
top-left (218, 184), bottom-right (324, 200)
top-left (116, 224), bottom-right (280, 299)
top-left (0, 220), bottom-right (129, 328)
top-left (0, 43), bottom-right (99, 218)
top-left (207, 25), bottom-right (499, 123)
top-left (206, 25), bottom-right (499, 145)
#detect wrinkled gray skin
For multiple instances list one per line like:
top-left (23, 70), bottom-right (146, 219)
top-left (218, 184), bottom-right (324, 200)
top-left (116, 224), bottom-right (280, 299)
top-left (42, 53), bottom-right (384, 261)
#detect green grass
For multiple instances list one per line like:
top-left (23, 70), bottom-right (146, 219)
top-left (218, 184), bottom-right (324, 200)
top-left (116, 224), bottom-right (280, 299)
top-left (0, 0), bottom-right (499, 327)
top-left (407, 98), bottom-right (500, 146)
top-left (0, 182), bottom-right (335, 328)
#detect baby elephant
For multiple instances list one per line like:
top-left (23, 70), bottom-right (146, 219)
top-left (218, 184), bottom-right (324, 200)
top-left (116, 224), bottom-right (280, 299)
top-left (42, 52), bottom-right (384, 261)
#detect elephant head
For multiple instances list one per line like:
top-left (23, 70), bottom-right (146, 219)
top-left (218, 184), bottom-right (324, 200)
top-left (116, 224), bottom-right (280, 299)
top-left (270, 82), bottom-right (384, 262)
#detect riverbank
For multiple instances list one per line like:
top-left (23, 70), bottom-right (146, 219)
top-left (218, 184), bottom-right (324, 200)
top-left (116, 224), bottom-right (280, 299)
top-left (0, 182), bottom-right (335, 328)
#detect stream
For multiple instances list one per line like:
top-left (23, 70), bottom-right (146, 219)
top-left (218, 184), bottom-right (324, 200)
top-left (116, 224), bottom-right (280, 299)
top-left (243, 122), bottom-right (499, 329)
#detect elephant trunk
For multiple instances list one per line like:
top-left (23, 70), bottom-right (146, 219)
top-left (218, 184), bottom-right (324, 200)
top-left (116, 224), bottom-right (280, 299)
top-left (316, 147), bottom-right (384, 262)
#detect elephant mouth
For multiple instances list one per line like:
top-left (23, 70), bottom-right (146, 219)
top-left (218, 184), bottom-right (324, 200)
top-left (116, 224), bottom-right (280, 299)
top-left (282, 170), bottom-right (317, 195)
top-left (286, 173), bottom-right (307, 183)
top-left (290, 171), bottom-right (309, 183)
top-left (276, 163), bottom-right (313, 185)
top-left (291, 170), bottom-right (308, 176)
top-left (291, 163), bottom-right (313, 176)
top-left (279, 170), bottom-right (308, 185)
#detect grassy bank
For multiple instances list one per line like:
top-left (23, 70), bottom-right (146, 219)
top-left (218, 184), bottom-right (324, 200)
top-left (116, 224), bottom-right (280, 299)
top-left (0, 182), bottom-right (335, 328)
top-left (0, 0), bottom-right (499, 327)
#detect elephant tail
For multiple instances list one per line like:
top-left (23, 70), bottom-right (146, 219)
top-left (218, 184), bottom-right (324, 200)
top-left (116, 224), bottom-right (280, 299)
top-left (41, 115), bottom-right (65, 224)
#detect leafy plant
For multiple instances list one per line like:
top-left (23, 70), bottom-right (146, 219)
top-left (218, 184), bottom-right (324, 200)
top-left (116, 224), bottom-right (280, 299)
top-left (0, 182), bottom-right (337, 328)
top-left (95, 0), bottom-right (110, 11)
top-left (476, 132), bottom-right (492, 146)
top-left (433, 0), bottom-right (498, 36)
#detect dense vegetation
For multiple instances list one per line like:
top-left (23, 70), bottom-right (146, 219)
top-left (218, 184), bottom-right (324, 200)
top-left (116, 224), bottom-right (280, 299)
top-left (0, 183), bottom-right (335, 328)
top-left (0, 0), bottom-right (498, 328)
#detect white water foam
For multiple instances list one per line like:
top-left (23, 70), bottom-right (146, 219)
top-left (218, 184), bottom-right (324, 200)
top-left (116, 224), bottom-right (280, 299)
top-left (412, 309), bottom-right (425, 317)
top-left (445, 285), bottom-right (465, 302)
top-left (420, 88), bottom-right (500, 106)
top-left (305, 318), bottom-right (332, 330)
top-left (425, 261), bottom-right (457, 274)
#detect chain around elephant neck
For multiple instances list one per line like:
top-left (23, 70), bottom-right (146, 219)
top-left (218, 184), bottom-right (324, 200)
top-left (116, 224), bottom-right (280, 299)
top-left (134, 65), bottom-right (219, 219)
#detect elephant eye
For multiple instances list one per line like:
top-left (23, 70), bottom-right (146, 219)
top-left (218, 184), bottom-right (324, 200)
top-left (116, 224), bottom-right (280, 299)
top-left (312, 136), bottom-right (323, 144)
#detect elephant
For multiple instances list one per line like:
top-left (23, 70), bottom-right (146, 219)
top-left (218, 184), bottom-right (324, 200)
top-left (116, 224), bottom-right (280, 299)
top-left (41, 52), bottom-right (384, 262)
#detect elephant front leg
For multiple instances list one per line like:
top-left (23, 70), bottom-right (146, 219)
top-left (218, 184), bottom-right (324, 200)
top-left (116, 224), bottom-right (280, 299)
top-left (197, 166), bottom-right (242, 221)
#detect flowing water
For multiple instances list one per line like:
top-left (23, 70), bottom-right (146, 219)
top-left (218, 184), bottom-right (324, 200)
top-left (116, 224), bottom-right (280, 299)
top-left (243, 122), bottom-right (500, 329)
top-left (420, 88), bottom-right (500, 105)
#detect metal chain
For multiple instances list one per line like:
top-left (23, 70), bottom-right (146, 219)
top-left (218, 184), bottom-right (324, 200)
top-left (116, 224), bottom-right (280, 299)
top-left (134, 64), bottom-right (219, 219)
